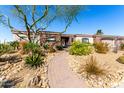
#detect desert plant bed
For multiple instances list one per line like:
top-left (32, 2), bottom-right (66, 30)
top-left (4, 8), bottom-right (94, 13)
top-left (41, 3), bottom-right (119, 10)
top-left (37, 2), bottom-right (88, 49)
top-left (68, 51), bottom-right (124, 88)
top-left (0, 52), bottom-right (50, 88)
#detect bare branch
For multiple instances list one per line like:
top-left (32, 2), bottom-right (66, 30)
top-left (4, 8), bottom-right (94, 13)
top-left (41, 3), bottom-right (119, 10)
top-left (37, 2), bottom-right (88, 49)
top-left (32, 5), bottom-right (37, 29)
top-left (30, 5), bottom-right (48, 29)
top-left (14, 5), bottom-right (31, 42)
top-left (61, 19), bottom-right (72, 33)
top-left (0, 14), bottom-right (17, 31)
top-left (14, 5), bottom-right (25, 16)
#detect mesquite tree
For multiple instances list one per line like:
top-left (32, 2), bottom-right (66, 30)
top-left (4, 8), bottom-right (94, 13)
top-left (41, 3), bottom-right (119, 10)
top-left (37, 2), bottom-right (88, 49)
top-left (0, 5), bottom-right (85, 43)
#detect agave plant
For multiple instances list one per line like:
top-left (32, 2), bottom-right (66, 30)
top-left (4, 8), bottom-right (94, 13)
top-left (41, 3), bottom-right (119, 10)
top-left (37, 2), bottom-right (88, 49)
top-left (25, 52), bottom-right (44, 68)
top-left (24, 42), bottom-right (45, 68)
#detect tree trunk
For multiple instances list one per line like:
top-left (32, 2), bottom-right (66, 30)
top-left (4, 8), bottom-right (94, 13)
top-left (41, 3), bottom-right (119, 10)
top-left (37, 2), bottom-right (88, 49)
top-left (24, 15), bottom-right (31, 42)
top-left (27, 27), bottom-right (31, 42)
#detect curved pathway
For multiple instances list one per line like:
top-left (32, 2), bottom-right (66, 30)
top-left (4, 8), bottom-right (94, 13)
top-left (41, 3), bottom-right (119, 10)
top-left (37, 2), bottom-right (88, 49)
top-left (48, 51), bottom-right (87, 88)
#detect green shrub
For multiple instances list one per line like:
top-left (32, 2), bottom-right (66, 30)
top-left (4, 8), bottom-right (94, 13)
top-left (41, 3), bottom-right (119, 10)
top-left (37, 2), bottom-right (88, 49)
top-left (116, 55), bottom-right (124, 64)
top-left (23, 42), bottom-right (40, 53)
top-left (0, 43), bottom-right (15, 55)
top-left (69, 41), bottom-right (93, 56)
top-left (24, 42), bottom-right (45, 68)
top-left (33, 47), bottom-right (45, 56)
top-left (43, 43), bottom-right (49, 50)
top-left (120, 43), bottom-right (124, 50)
top-left (25, 53), bottom-right (44, 68)
top-left (56, 45), bottom-right (63, 51)
top-left (78, 56), bottom-right (106, 77)
top-left (94, 42), bottom-right (109, 54)
top-left (10, 41), bottom-right (19, 50)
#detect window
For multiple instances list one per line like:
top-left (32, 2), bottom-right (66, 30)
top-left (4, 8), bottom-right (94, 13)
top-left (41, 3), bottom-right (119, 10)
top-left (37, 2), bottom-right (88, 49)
top-left (47, 37), bottom-right (56, 42)
top-left (82, 38), bottom-right (89, 43)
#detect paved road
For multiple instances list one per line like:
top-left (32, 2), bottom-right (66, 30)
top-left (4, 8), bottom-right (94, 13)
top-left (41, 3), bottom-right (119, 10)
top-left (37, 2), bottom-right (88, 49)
top-left (48, 51), bottom-right (87, 88)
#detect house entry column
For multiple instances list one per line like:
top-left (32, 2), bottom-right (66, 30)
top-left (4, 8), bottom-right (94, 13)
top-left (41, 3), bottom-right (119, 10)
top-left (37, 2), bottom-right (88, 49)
top-left (114, 37), bottom-right (118, 53)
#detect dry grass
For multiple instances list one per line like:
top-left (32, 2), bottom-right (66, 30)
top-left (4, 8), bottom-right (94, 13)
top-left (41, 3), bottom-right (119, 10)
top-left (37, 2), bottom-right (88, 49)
top-left (94, 42), bottom-right (109, 54)
top-left (116, 55), bottom-right (124, 64)
top-left (78, 56), bottom-right (107, 77)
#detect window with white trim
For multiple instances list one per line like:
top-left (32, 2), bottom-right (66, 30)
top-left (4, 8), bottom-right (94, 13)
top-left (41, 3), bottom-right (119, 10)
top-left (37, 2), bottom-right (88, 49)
top-left (82, 38), bottom-right (89, 43)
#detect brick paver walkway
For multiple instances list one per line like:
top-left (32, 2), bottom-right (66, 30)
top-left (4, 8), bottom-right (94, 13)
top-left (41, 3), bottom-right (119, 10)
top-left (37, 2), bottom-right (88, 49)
top-left (48, 51), bottom-right (87, 88)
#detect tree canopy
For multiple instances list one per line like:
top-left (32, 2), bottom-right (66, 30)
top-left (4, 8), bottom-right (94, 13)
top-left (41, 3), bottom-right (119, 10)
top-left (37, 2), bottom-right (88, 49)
top-left (0, 5), bottom-right (86, 42)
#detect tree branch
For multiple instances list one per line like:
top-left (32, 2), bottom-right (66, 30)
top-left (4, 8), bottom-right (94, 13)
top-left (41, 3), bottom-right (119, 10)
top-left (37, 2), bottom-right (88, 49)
top-left (30, 5), bottom-right (48, 29)
top-left (14, 5), bottom-right (31, 42)
top-left (32, 5), bottom-right (37, 30)
top-left (61, 19), bottom-right (72, 33)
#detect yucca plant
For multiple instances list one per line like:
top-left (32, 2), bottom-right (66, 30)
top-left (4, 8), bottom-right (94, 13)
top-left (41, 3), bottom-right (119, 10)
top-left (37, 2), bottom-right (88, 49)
top-left (78, 56), bottom-right (106, 77)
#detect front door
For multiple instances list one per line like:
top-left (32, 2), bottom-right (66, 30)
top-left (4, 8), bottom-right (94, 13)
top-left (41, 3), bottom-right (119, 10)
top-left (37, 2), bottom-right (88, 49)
top-left (61, 37), bottom-right (69, 47)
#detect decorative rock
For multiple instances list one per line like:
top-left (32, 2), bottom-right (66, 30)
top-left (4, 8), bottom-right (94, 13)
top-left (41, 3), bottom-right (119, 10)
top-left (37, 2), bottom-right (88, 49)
top-left (0, 53), bottom-right (49, 88)
top-left (27, 75), bottom-right (42, 87)
top-left (3, 64), bottom-right (11, 70)
top-left (12, 70), bottom-right (18, 74)
top-left (0, 54), bottom-right (22, 63)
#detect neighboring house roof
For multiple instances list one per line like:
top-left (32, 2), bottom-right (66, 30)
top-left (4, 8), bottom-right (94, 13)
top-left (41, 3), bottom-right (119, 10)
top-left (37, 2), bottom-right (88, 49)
top-left (12, 30), bottom-right (61, 34)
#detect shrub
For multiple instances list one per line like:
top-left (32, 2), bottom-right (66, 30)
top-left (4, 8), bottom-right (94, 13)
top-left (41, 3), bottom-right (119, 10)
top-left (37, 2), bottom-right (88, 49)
top-left (19, 41), bottom-right (27, 49)
top-left (120, 43), bottom-right (124, 50)
top-left (94, 42), bottom-right (109, 54)
top-left (116, 55), bottom-right (124, 64)
top-left (56, 45), bottom-right (63, 51)
top-left (48, 46), bottom-right (56, 53)
top-left (23, 42), bottom-right (40, 53)
top-left (69, 41), bottom-right (93, 56)
top-left (25, 53), bottom-right (44, 68)
top-left (33, 47), bottom-right (45, 56)
top-left (43, 43), bottom-right (49, 50)
top-left (0, 43), bottom-right (15, 55)
top-left (10, 41), bottom-right (19, 50)
top-left (23, 42), bottom-right (45, 68)
top-left (78, 56), bottom-right (106, 77)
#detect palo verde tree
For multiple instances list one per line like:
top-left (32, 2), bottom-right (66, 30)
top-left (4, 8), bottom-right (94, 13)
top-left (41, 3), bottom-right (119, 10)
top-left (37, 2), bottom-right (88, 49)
top-left (0, 5), bottom-right (85, 43)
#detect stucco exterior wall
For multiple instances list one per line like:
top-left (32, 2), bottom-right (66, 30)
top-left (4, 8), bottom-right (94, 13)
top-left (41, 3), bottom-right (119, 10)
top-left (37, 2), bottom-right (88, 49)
top-left (74, 36), bottom-right (94, 43)
top-left (13, 33), bottom-right (40, 44)
top-left (101, 39), bottom-right (115, 48)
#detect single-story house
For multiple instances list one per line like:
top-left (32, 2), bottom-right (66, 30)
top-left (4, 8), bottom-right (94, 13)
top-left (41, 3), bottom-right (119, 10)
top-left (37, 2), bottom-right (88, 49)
top-left (12, 31), bottom-right (124, 50)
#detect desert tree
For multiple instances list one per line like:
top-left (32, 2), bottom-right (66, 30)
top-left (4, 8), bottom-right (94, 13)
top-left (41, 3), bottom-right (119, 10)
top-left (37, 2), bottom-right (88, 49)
top-left (0, 5), bottom-right (85, 43)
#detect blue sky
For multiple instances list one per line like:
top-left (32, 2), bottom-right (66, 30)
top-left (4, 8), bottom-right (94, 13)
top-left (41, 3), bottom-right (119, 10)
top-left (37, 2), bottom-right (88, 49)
top-left (0, 5), bottom-right (124, 42)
